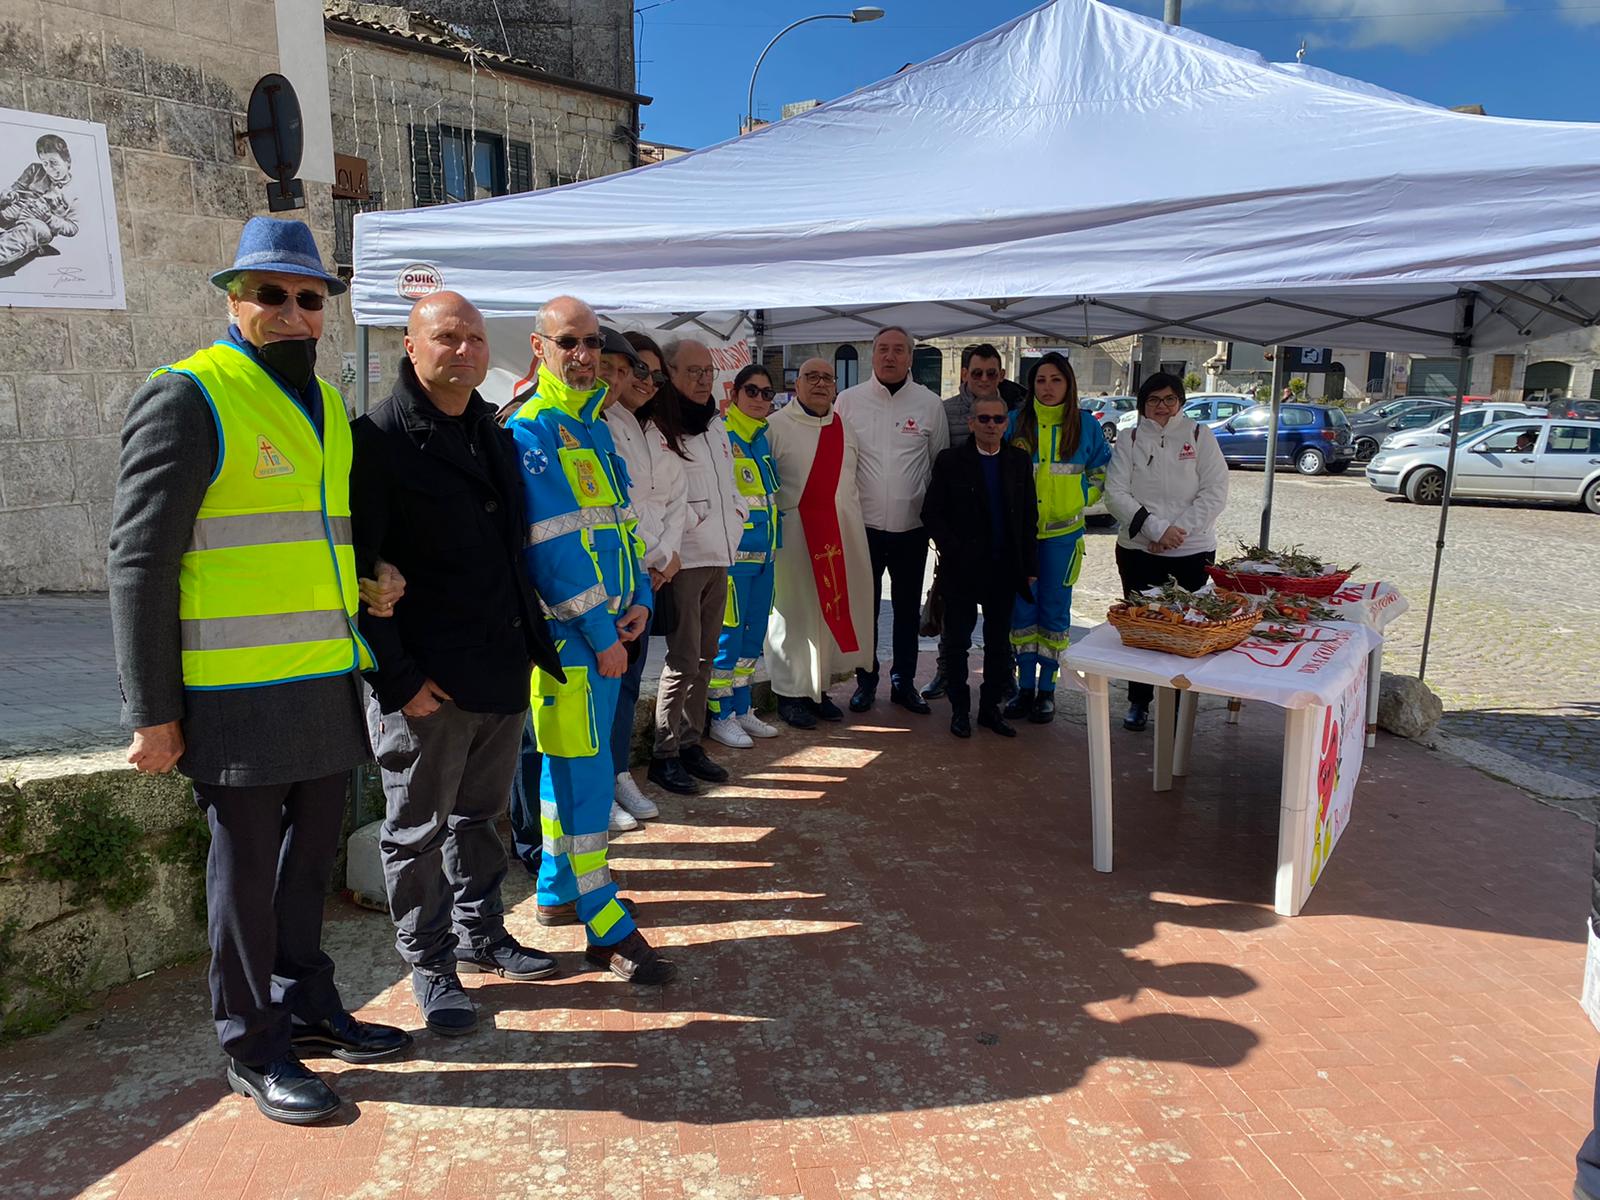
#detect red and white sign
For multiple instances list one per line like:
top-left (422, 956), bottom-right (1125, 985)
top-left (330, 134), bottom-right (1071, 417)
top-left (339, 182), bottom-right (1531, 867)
top-left (1304, 655), bottom-right (1367, 889)
top-left (396, 263), bottom-right (443, 299)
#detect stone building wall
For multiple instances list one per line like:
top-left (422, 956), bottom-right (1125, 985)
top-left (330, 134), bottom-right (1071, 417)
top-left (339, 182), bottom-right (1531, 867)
top-left (407, 0), bottom-right (634, 94)
top-left (0, 0), bottom-right (348, 595)
top-left (323, 23), bottom-right (635, 402)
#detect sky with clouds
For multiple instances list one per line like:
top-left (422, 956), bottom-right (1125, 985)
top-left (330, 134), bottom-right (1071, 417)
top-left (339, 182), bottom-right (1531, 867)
top-left (632, 0), bottom-right (1600, 147)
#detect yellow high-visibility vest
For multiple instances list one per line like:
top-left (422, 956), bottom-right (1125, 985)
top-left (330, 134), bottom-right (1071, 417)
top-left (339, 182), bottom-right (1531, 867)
top-left (154, 341), bottom-right (374, 689)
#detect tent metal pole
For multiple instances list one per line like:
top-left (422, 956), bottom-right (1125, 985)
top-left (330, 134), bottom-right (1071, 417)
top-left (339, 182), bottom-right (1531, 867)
top-left (1258, 346), bottom-right (1285, 546)
top-left (355, 324), bottom-right (370, 416)
top-left (1418, 292), bottom-right (1477, 683)
top-left (753, 308), bottom-right (766, 362)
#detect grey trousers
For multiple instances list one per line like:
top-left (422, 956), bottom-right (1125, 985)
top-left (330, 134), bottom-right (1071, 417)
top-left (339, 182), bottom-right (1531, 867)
top-left (654, 564), bottom-right (729, 756)
top-left (367, 693), bottom-right (522, 973)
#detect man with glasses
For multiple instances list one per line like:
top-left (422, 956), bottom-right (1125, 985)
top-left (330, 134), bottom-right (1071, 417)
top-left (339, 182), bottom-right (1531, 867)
top-left (351, 291), bottom-right (567, 1038)
top-left (109, 217), bottom-right (410, 1124)
top-left (835, 326), bottom-right (950, 714)
top-left (924, 343), bottom-right (1009, 700)
top-left (509, 296), bottom-right (675, 985)
top-left (920, 395), bottom-right (1037, 738)
top-left (766, 359), bottom-right (874, 727)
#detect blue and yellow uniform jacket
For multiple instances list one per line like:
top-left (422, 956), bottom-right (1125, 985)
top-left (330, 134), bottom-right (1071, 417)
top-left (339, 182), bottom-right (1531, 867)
top-left (723, 403), bottom-right (781, 567)
top-left (509, 365), bottom-right (652, 653)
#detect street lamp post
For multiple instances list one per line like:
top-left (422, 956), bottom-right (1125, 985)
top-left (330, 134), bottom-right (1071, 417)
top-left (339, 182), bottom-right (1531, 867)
top-left (745, 7), bottom-right (884, 134)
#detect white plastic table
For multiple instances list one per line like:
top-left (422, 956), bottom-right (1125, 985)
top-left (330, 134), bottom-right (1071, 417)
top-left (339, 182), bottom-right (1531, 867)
top-left (1063, 616), bottom-right (1385, 916)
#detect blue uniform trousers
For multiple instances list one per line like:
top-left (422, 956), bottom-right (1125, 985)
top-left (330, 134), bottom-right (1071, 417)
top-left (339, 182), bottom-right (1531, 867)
top-left (709, 561), bottom-right (775, 718)
top-left (536, 635), bottom-right (635, 947)
top-left (1011, 532), bottom-right (1080, 694)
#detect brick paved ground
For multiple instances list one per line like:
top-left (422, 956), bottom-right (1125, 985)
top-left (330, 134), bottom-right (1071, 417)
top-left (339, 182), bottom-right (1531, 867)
top-left (1, 677), bottom-right (1595, 1200)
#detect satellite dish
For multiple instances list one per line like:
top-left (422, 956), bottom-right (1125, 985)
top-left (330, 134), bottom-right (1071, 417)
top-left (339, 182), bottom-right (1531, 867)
top-left (246, 73), bottom-right (306, 212)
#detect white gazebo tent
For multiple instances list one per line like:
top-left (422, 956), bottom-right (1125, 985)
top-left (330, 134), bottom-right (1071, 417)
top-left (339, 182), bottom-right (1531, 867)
top-left (352, 0), bottom-right (1600, 674)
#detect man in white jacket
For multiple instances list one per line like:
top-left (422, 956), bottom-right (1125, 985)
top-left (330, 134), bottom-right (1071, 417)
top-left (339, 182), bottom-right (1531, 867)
top-left (649, 337), bottom-right (746, 795)
top-left (835, 326), bottom-right (949, 714)
top-left (1103, 373), bottom-right (1231, 730)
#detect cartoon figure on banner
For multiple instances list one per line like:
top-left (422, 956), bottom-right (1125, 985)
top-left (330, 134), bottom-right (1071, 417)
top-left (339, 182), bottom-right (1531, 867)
top-left (1313, 707), bottom-right (1341, 881)
top-left (1309, 663), bottom-right (1366, 885)
top-left (0, 133), bottom-right (78, 275)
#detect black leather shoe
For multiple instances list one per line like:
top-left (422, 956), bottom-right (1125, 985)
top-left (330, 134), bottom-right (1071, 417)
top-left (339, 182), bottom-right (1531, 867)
top-left (977, 707), bottom-right (1018, 738)
top-left (1029, 693), bottom-right (1056, 724)
top-left (777, 696), bottom-right (818, 729)
top-left (890, 683), bottom-right (931, 715)
top-left (584, 930), bottom-right (677, 986)
top-left (922, 671), bottom-right (947, 700)
top-left (291, 1012), bottom-right (412, 1064)
top-left (848, 683), bottom-right (875, 713)
top-left (1123, 702), bottom-right (1149, 731)
top-left (1004, 688), bottom-right (1035, 720)
top-left (680, 744), bottom-right (728, 783)
top-left (648, 756), bottom-right (699, 795)
top-left (227, 1056), bottom-right (341, 1125)
top-left (812, 696), bottom-right (844, 722)
top-left (456, 935), bottom-right (559, 981)
top-left (950, 711), bottom-right (972, 738)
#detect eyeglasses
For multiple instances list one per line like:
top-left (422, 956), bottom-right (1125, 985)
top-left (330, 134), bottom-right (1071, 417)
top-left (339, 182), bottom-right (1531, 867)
top-left (799, 371), bottom-right (835, 384)
top-left (972, 413), bottom-right (1007, 425)
top-left (544, 334), bottom-right (604, 352)
top-left (741, 384), bottom-right (775, 401)
top-left (243, 284), bottom-right (326, 311)
top-left (628, 362), bottom-right (654, 382)
top-left (968, 368), bottom-right (1001, 380)
top-left (650, 370), bottom-right (669, 386)
top-left (681, 366), bottom-right (716, 382)
top-left (1145, 393), bottom-right (1182, 407)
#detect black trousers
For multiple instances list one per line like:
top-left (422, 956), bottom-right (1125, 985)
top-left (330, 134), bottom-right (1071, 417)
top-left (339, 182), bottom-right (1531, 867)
top-left (1114, 544), bottom-right (1216, 705)
top-left (193, 772), bottom-right (348, 1067)
top-left (939, 571), bottom-right (1017, 714)
top-left (861, 525), bottom-right (931, 690)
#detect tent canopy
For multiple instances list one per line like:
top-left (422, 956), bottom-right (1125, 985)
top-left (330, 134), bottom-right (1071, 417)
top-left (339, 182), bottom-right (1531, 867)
top-left (352, 0), bottom-right (1600, 354)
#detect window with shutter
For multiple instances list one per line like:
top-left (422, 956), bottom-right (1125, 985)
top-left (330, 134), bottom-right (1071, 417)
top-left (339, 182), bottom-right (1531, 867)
top-left (509, 140), bottom-right (532, 193)
top-left (410, 124), bottom-right (444, 206)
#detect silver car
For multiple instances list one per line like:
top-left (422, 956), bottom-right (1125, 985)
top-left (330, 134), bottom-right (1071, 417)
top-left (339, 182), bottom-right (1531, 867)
top-left (1366, 418), bottom-right (1600, 512)
top-left (1379, 403), bottom-right (1545, 452)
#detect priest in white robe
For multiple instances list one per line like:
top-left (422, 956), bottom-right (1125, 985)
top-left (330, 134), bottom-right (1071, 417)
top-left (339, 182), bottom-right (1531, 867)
top-left (764, 358), bottom-right (874, 728)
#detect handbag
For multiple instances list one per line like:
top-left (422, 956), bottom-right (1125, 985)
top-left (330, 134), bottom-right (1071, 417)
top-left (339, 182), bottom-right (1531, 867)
top-left (918, 555), bottom-right (945, 638)
top-left (651, 576), bottom-right (680, 639)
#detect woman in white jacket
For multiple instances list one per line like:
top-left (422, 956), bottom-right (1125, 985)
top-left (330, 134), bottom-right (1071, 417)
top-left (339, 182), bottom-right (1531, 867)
top-left (1103, 372), bottom-right (1231, 731)
top-left (648, 337), bottom-right (746, 796)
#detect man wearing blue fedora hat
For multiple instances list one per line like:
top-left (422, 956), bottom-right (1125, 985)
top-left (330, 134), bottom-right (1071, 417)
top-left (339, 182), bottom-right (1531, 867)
top-left (109, 216), bottom-right (411, 1125)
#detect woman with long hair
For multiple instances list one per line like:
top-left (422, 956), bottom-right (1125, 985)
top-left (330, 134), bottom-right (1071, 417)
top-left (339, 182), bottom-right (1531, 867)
top-left (706, 363), bottom-right (783, 749)
top-left (1004, 351), bottom-right (1112, 724)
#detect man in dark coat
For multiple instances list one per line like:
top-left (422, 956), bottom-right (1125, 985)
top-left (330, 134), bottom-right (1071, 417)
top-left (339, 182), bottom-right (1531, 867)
top-left (920, 394), bottom-right (1038, 738)
top-left (350, 291), bottom-right (563, 1038)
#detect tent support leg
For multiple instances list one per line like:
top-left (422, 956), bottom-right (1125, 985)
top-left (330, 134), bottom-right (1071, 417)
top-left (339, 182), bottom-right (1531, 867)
top-left (1417, 293), bottom-right (1476, 684)
top-left (753, 308), bottom-right (766, 364)
top-left (355, 325), bottom-right (370, 417)
top-left (1258, 346), bottom-right (1284, 546)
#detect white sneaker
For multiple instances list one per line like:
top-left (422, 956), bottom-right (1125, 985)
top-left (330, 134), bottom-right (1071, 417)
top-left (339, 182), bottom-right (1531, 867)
top-left (608, 800), bottom-right (639, 833)
top-left (614, 771), bottom-right (659, 820)
top-left (708, 714), bottom-right (754, 749)
top-left (736, 711), bottom-right (779, 739)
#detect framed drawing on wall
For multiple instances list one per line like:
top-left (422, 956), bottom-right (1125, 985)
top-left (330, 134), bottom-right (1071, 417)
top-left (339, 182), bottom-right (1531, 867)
top-left (0, 107), bottom-right (125, 310)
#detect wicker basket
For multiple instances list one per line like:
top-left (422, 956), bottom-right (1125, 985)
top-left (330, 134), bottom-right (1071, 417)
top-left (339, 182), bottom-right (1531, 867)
top-left (1206, 565), bottom-right (1352, 598)
top-left (1107, 594), bottom-right (1261, 658)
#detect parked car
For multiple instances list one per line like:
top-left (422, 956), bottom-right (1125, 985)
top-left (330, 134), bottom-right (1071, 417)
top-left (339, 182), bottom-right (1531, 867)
top-left (1348, 399), bottom-right (1453, 460)
top-left (1366, 418), bottom-right (1600, 512)
top-left (1547, 398), bottom-right (1600, 420)
top-left (1114, 393), bottom-right (1257, 436)
top-left (1211, 403), bottom-right (1357, 475)
top-left (1380, 403), bottom-right (1545, 452)
top-left (1082, 395), bottom-right (1136, 441)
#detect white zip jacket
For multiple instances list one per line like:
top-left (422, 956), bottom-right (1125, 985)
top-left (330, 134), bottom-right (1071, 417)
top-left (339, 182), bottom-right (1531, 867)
top-left (678, 414), bottom-right (746, 569)
top-left (1104, 415), bottom-right (1230, 557)
top-left (836, 375), bottom-right (950, 532)
top-left (604, 404), bottom-right (686, 574)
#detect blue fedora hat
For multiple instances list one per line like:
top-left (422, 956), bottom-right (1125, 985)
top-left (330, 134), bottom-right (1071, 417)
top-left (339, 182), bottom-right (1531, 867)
top-left (210, 216), bottom-right (347, 296)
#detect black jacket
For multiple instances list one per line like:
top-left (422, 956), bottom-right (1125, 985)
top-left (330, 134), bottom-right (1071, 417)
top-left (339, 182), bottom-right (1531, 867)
top-left (351, 361), bottom-right (561, 714)
top-left (920, 440), bottom-right (1039, 598)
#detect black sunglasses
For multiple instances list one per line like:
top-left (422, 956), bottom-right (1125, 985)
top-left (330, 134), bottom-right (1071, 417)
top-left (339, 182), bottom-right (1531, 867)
top-left (650, 370), bottom-right (669, 386)
top-left (973, 413), bottom-right (1007, 424)
top-left (546, 334), bottom-right (604, 351)
top-left (244, 284), bottom-right (326, 311)
top-left (741, 384), bottom-right (776, 401)
top-left (628, 362), bottom-right (654, 381)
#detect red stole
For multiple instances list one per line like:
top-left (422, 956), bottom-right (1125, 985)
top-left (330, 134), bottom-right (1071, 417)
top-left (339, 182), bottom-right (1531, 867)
top-left (796, 414), bottom-right (859, 653)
